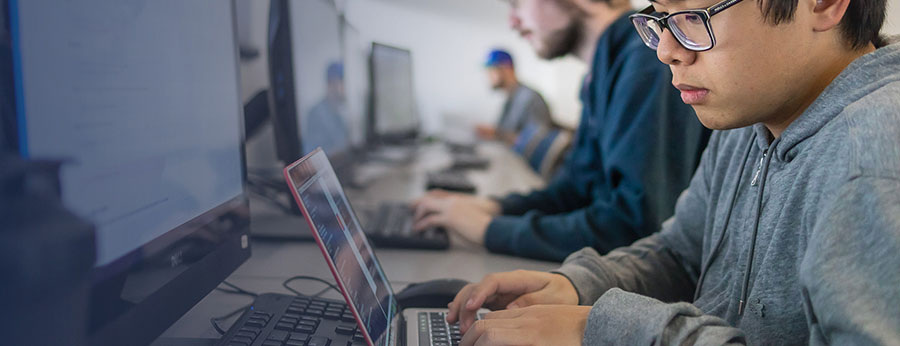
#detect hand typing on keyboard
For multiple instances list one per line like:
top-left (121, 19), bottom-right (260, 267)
top-left (458, 305), bottom-right (592, 346)
top-left (446, 270), bottom-right (579, 333)
top-left (410, 191), bottom-right (498, 245)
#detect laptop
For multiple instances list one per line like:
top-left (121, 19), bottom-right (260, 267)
top-left (283, 148), bottom-right (483, 346)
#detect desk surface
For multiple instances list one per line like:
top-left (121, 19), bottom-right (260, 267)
top-left (157, 142), bottom-right (557, 341)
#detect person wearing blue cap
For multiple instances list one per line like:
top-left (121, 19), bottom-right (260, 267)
top-left (413, 0), bottom-right (710, 262)
top-left (303, 62), bottom-right (350, 156)
top-left (476, 49), bottom-right (553, 144)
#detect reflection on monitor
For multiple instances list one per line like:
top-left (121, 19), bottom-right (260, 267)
top-left (289, 0), bottom-right (350, 157)
top-left (7, 0), bottom-right (250, 345)
top-left (370, 43), bottom-right (418, 140)
top-left (285, 149), bottom-right (396, 346)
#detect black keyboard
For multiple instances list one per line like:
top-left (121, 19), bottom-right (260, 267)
top-left (218, 293), bottom-right (366, 346)
top-left (364, 203), bottom-right (450, 250)
top-left (425, 172), bottom-right (476, 193)
top-left (450, 154), bottom-right (489, 170)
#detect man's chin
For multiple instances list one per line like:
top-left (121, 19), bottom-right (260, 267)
top-left (695, 109), bottom-right (755, 131)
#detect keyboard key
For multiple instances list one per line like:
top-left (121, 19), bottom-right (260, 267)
top-left (341, 314), bottom-right (356, 323)
top-left (305, 309), bottom-right (324, 317)
top-left (245, 318), bottom-right (267, 328)
top-left (289, 332), bottom-right (310, 342)
top-left (261, 341), bottom-right (283, 346)
top-left (308, 336), bottom-right (332, 346)
top-left (298, 319), bottom-right (318, 327)
top-left (295, 324), bottom-right (316, 334)
top-left (323, 312), bottom-right (341, 320)
top-left (275, 322), bottom-right (295, 331)
top-left (285, 341), bottom-right (305, 346)
top-left (335, 325), bottom-right (355, 335)
top-left (239, 327), bottom-right (262, 336)
top-left (235, 331), bottom-right (257, 339)
top-left (231, 335), bottom-right (253, 343)
top-left (226, 342), bottom-right (248, 346)
top-left (268, 330), bottom-right (290, 342)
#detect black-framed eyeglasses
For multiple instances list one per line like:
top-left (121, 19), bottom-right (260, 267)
top-left (629, 0), bottom-right (744, 52)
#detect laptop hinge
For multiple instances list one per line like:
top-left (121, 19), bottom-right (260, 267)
top-left (396, 312), bottom-right (407, 346)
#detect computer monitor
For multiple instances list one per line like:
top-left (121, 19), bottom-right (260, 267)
top-left (368, 42), bottom-right (420, 143)
top-left (268, 0), bottom-right (303, 164)
top-left (5, 1), bottom-right (251, 345)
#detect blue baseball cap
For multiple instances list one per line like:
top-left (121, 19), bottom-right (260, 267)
top-left (326, 62), bottom-right (344, 82)
top-left (485, 49), bottom-right (514, 68)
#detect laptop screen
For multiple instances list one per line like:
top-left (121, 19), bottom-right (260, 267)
top-left (284, 149), bottom-right (396, 346)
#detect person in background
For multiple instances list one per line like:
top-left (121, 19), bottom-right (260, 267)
top-left (413, 0), bottom-right (709, 261)
top-left (446, 0), bottom-right (900, 344)
top-left (475, 49), bottom-right (553, 145)
top-left (304, 62), bottom-right (350, 155)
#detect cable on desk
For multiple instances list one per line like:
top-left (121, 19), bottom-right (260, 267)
top-left (210, 303), bottom-right (251, 336)
top-left (215, 280), bottom-right (259, 298)
top-left (283, 275), bottom-right (340, 297)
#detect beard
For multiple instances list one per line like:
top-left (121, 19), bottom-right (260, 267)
top-left (537, 21), bottom-right (583, 60)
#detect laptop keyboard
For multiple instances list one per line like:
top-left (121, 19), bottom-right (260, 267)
top-left (218, 293), bottom-right (366, 346)
top-left (418, 311), bottom-right (485, 346)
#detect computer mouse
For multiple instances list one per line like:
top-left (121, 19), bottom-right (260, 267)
top-left (395, 278), bottom-right (470, 310)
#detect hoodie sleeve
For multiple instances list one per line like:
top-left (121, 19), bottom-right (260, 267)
top-left (568, 176), bottom-right (900, 346)
top-left (486, 54), bottom-right (708, 262)
top-left (553, 132), bottom-right (721, 303)
top-left (801, 176), bottom-right (900, 344)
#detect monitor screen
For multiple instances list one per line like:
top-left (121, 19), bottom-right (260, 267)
top-left (285, 149), bottom-right (396, 346)
top-left (7, 0), bottom-right (250, 344)
top-left (288, 0), bottom-right (350, 157)
top-left (370, 43), bottom-right (418, 138)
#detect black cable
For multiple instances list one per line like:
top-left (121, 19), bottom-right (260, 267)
top-left (210, 303), bottom-right (252, 336)
top-left (283, 275), bottom-right (340, 297)
top-left (215, 280), bottom-right (259, 298)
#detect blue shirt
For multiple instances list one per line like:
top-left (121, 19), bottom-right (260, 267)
top-left (484, 12), bottom-right (711, 261)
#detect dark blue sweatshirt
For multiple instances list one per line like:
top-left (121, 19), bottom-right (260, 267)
top-left (483, 12), bottom-right (710, 261)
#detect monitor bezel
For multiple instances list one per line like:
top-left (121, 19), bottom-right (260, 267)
top-left (4, 1), bottom-right (253, 345)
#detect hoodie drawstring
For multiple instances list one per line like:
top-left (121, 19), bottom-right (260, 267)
top-left (694, 134), bottom-right (757, 301)
top-left (738, 138), bottom-right (779, 316)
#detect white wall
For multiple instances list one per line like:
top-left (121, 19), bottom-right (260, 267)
top-left (343, 0), bottom-right (586, 133)
top-left (885, 0), bottom-right (900, 36)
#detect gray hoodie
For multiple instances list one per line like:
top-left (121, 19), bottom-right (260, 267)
top-left (555, 41), bottom-right (900, 345)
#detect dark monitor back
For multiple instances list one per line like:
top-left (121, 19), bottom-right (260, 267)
top-left (268, 0), bottom-right (303, 164)
top-left (5, 1), bottom-right (251, 345)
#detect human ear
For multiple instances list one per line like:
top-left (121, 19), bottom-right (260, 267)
top-left (809, 0), bottom-right (850, 33)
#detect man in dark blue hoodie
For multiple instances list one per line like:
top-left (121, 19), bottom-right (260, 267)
top-left (412, 0), bottom-right (710, 261)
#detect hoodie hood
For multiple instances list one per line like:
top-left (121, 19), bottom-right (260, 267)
top-left (768, 38), bottom-right (900, 162)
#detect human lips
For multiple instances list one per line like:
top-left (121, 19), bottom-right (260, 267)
top-left (674, 83), bottom-right (710, 105)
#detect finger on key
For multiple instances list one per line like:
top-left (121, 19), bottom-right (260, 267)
top-left (447, 284), bottom-right (475, 323)
top-left (459, 319), bottom-right (522, 346)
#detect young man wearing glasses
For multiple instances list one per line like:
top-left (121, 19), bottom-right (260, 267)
top-left (445, 0), bottom-right (900, 344)
top-left (411, 0), bottom-right (709, 262)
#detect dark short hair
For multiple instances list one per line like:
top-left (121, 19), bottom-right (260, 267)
top-left (758, 0), bottom-right (886, 49)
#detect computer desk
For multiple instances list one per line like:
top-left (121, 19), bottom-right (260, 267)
top-left (155, 141), bottom-right (559, 343)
